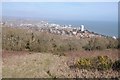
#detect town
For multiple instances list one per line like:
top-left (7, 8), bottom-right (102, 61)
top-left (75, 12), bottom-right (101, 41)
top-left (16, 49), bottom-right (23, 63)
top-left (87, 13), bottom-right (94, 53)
top-left (1, 19), bottom-right (110, 39)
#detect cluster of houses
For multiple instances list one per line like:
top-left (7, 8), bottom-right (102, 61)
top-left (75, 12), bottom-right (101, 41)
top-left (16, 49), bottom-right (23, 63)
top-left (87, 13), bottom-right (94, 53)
top-left (33, 21), bottom-right (103, 38)
top-left (1, 20), bottom-right (116, 39)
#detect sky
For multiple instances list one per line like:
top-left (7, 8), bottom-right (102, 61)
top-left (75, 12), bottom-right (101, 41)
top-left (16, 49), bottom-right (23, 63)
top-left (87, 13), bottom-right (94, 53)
top-left (2, 0), bottom-right (119, 2)
top-left (2, 2), bottom-right (118, 22)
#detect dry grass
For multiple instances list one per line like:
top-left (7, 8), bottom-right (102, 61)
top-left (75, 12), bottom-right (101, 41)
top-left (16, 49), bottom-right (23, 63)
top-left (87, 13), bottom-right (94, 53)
top-left (2, 51), bottom-right (69, 78)
top-left (2, 50), bottom-right (119, 78)
top-left (65, 49), bottom-right (119, 61)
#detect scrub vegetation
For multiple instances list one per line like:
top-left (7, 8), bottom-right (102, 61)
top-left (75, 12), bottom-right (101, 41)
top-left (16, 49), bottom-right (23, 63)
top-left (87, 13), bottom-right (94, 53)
top-left (2, 26), bottom-right (120, 78)
top-left (2, 26), bottom-right (119, 55)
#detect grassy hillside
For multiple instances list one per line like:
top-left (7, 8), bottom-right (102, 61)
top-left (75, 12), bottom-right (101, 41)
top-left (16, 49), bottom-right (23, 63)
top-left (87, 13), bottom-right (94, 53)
top-left (2, 26), bottom-right (120, 78)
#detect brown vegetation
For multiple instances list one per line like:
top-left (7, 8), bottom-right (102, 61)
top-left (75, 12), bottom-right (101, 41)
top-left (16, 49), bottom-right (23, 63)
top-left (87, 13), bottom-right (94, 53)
top-left (2, 26), bottom-right (120, 78)
top-left (2, 51), bottom-right (119, 78)
top-left (2, 26), bottom-right (119, 55)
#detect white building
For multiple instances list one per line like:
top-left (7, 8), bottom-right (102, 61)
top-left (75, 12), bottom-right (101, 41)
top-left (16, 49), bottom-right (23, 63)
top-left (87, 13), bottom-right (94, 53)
top-left (112, 36), bottom-right (117, 39)
top-left (81, 25), bottom-right (85, 32)
top-left (68, 25), bottom-right (72, 27)
top-left (73, 31), bottom-right (77, 35)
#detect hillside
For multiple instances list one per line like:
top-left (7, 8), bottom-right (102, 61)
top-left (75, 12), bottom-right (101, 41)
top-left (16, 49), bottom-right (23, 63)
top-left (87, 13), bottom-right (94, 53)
top-left (2, 50), bottom-right (119, 78)
top-left (2, 26), bottom-right (118, 54)
top-left (2, 25), bottom-right (120, 78)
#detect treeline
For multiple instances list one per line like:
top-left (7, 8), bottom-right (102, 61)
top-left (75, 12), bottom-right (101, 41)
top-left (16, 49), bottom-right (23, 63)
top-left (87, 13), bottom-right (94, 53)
top-left (2, 27), bottom-right (119, 55)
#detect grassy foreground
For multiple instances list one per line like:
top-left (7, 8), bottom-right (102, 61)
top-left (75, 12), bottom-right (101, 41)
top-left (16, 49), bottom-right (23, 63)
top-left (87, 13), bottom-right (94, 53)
top-left (2, 50), bottom-right (119, 78)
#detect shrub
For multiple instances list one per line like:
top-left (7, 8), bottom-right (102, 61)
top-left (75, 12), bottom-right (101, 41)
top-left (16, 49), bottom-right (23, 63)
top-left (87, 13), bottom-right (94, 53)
top-left (117, 38), bottom-right (120, 48)
top-left (83, 38), bottom-right (108, 51)
top-left (106, 37), bottom-right (118, 49)
top-left (112, 59), bottom-right (120, 71)
top-left (25, 41), bottom-right (30, 50)
top-left (95, 56), bottom-right (113, 70)
top-left (75, 56), bottom-right (113, 70)
top-left (76, 58), bottom-right (92, 69)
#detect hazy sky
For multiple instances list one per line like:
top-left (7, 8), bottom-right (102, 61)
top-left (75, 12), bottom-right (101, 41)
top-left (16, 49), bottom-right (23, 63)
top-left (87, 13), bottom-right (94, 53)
top-left (2, 0), bottom-right (119, 2)
top-left (2, 2), bottom-right (118, 21)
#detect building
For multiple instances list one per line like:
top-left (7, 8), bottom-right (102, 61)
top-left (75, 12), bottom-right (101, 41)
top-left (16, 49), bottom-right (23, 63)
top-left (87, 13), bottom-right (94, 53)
top-left (112, 36), bottom-right (117, 39)
top-left (81, 25), bottom-right (85, 32)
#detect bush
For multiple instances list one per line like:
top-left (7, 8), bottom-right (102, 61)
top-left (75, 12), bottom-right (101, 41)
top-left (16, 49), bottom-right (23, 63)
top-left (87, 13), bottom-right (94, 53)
top-left (83, 38), bottom-right (108, 51)
top-left (75, 56), bottom-right (113, 70)
top-left (106, 37), bottom-right (118, 49)
top-left (112, 59), bottom-right (120, 71)
top-left (76, 58), bottom-right (92, 69)
top-left (95, 56), bottom-right (113, 70)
